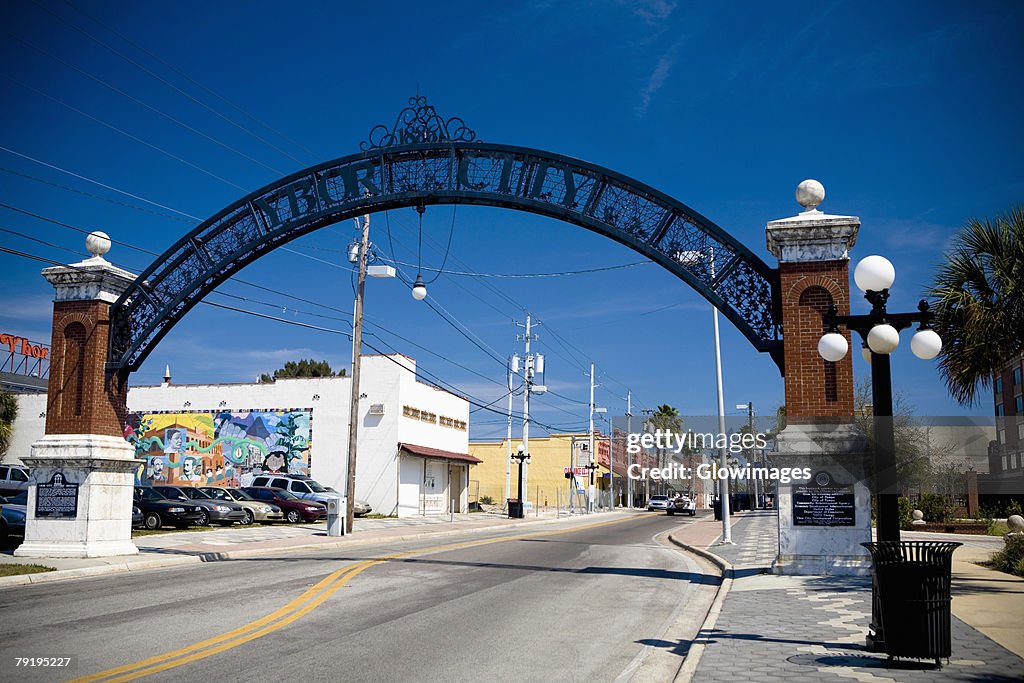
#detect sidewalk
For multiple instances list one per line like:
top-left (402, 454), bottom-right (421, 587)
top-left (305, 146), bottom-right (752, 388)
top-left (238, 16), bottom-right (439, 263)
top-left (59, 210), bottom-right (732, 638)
top-left (669, 510), bottom-right (1024, 682)
top-left (0, 509), bottom-right (613, 587)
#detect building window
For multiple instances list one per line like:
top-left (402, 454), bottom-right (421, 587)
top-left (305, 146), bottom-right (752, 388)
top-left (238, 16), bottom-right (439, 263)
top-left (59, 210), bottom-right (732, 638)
top-left (1002, 455), bottom-right (1008, 471)
top-left (1013, 453), bottom-right (1019, 470)
top-left (999, 430), bottom-right (1006, 444)
top-left (403, 405), bottom-right (421, 420)
top-left (1016, 395), bottom-right (1024, 413)
top-left (1015, 368), bottom-right (1023, 386)
top-left (997, 404), bottom-right (1004, 417)
top-left (1018, 422), bottom-right (1024, 440)
top-left (996, 377), bottom-right (1003, 394)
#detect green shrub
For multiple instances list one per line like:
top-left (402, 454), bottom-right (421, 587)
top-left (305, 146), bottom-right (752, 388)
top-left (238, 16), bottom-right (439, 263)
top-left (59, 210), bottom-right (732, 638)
top-left (919, 493), bottom-right (955, 523)
top-left (898, 496), bottom-right (913, 530)
top-left (990, 535), bottom-right (1024, 576)
top-left (479, 495), bottom-right (494, 505)
top-left (1007, 499), bottom-right (1023, 518)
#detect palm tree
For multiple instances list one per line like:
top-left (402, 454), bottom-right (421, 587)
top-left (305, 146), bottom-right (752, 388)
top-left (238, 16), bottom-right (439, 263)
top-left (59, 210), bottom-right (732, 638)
top-left (927, 206), bottom-right (1024, 405)
top-left (0, 389), bottom-right (18, 459)
top-left (647, 404), bottom-right (683, 494)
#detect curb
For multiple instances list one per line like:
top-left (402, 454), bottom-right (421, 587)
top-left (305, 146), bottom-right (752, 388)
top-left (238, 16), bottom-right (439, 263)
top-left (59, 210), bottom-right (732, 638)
top-left (666, 531), bottom-right (734, 683)
top-left (0, 511), bottom-right (627, 589)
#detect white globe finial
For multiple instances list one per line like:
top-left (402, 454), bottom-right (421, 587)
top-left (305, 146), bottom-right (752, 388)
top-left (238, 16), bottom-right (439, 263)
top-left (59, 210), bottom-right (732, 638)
top-left (86, 231), bottom-right (111, 258)
top-left (796, 179), bottom-right (825, 212)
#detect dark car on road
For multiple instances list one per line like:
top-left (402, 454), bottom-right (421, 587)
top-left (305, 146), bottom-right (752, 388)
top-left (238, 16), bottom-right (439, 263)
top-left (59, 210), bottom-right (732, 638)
top-left (151, 486), bottom-right (247, 526)
top-left (0, 490), bottom-right (27, 540)
top-left (242, 487), bottom-right (327, 523)
top-left (133, 487), bottom-right (205, 530)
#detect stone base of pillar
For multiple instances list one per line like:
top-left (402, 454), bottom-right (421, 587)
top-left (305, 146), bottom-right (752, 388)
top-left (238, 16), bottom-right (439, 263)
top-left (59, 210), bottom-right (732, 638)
top-left (14, 434), bottom-right (139, 558)
top-left (772, 422), bottom-right (872, 576)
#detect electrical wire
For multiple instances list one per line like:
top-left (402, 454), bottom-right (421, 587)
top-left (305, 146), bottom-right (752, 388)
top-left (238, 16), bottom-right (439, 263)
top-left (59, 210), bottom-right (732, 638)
top-left (0, 146), bottom-right (202, 222)
top-left (5, 30), bottom-right (286, 175)
top-left (59, 0), bottom-right (320, 161)
top-left (0, 72), bottom-right (247, 191)
top-left (31, 0), bottom-right (307, 167)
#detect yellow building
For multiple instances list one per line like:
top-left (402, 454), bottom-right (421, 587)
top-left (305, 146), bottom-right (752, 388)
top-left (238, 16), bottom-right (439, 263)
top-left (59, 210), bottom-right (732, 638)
top-left (469, 432), bottom-right (637, 510)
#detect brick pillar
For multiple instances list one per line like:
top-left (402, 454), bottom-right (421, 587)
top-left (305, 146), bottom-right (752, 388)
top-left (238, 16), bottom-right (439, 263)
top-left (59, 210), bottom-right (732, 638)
top-left (15, 233), bottom-right (140, 558)
top-left (766, 181), bottom-right (870, 576)
top-left (767, 182), bottom-right (858, 418)
top-left (46, 299), bottom-right (129, 437)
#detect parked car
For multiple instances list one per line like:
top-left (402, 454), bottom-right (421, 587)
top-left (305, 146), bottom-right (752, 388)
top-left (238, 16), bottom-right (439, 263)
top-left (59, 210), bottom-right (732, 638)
top-left (151, 486), bottom-right (247, 526)
top-left (249, 474), bottom-right (371, 515)
top-left (0, 464), bottom-right (30, 498)
top-left (197, 487), bottom-right (284, 525)
top-left (132, 505), bottom-right (144, 527)
top-left (0, 496), bottom-right (26, 539)
top-left (242, 487), bottom-right (327, 524)
top-left (647, 494), bottom-right (671, 511)
top-left (133, 487), bottom-right (205, 530)
top-left (666, 494), bottom-right (697, 516)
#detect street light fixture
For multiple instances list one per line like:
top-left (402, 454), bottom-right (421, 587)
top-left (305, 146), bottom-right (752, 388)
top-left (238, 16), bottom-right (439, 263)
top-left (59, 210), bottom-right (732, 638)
top-left (676, 247), bottom-right (732, 544)
top-left (816, 254), bottom-right (942, 542)
top-left (510, 446), bottom-right (530, 519)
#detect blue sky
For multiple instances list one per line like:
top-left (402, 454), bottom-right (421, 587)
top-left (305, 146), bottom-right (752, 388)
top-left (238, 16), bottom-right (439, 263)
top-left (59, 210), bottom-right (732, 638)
top-left (1, 1), bottom-right (1021, 439)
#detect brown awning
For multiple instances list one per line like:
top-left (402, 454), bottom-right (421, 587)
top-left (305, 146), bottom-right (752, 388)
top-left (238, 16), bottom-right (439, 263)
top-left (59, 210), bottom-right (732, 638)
top-left (399, 442), bottom-right (482, 464)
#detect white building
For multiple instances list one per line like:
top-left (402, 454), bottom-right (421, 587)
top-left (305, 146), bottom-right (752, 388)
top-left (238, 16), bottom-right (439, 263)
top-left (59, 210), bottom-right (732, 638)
top-left (5, 354), bottom-right (477, 517)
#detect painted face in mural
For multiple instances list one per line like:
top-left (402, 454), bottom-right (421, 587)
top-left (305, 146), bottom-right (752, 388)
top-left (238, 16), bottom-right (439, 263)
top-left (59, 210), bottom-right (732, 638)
top-left (182, 457), bottom-right (199, 481)
top-left (263, 451), bottom-right (286, 473)
top-left (164, 429), bottom-right (185, 454)
top-left (149, 457), bottom-right (164, 481)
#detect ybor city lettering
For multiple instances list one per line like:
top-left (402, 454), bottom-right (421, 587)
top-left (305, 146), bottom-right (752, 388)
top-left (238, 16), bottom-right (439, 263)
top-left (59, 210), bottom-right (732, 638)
top-left (0, 333), bottom-right (49, 359)
top-left (252, 150), bottom-right (581, 231)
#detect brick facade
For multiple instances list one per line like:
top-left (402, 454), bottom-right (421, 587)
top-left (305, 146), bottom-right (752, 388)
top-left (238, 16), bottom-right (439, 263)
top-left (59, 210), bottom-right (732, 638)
top-left (779, 260), bottom-right (854, 418)
top-left (46, 300), bottom-right (128, 437)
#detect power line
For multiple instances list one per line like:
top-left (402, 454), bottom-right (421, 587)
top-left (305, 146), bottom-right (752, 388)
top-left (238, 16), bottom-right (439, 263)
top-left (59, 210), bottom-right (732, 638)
top-left (0, 72), bottom-right (247, 191)
top-left (60, 0), bottom-right (320, 161)
top-left (0, 146), bottom-right (201, 221)
top-left (6, 30), bottom-right (286, 175)
top-left (32, 0), bottom-right (307, 167)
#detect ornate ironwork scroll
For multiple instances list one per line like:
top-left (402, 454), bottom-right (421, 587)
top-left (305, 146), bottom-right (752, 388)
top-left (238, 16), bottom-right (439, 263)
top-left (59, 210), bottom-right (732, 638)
top-left (110, 107), bottom-right (782, 373)
top-left (361, 95), bottom-right (477, 150)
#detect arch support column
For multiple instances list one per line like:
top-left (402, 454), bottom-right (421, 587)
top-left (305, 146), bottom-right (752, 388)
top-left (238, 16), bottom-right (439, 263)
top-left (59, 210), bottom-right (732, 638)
top-left (15, 237), bottom-right (139, 558)
top-left (765, 183), bottom-right (870, 576)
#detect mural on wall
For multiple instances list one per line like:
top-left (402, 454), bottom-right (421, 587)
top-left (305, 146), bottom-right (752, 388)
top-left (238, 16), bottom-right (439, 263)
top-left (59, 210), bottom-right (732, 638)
top-left (124, 409), bottom-right (312, 486)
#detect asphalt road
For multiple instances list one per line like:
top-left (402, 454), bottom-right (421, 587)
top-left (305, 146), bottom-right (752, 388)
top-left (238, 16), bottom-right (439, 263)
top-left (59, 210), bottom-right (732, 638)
top-left (0, 512), bottom-right (719, 683)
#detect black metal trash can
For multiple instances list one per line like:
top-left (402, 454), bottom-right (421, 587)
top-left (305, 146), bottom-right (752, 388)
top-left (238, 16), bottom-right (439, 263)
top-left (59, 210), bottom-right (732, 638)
top-left (507, 499), bottom-right (524, 519)
top-left (861, 541), bottom-right (961, 665)
top-left (712, 498), bottom-right (722, 520)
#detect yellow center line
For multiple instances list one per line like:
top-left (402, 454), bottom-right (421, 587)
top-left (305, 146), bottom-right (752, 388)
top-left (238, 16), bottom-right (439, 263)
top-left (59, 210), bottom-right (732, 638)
top-left (71, 513), bottom-right (645, 683)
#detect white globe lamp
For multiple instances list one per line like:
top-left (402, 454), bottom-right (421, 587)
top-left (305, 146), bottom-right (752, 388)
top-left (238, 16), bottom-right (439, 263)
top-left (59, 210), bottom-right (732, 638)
top-left (818, 332), bottom-right (849, 362)
top-left (411, 275), bottom-right (427, 301)
top-left (910, 329), bottom-right (942, 360)
top-left (854, 255), bottom-right (896, 293)
top-left (867, 324), bottom-right (900, 354)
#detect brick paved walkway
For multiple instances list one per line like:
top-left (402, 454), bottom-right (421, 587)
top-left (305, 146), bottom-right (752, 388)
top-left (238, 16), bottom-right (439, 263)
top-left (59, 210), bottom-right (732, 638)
top-left (672, 509), bottom-right (1024, 681)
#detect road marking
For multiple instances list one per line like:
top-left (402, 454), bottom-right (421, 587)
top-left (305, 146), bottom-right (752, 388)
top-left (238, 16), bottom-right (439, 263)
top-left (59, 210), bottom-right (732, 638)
top-left (71, 514), bottom-right (646, 683)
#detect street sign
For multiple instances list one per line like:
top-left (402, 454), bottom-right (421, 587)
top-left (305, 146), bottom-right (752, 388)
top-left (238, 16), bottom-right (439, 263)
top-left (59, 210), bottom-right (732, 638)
top-left (563, 467), bottom-right (590, 475)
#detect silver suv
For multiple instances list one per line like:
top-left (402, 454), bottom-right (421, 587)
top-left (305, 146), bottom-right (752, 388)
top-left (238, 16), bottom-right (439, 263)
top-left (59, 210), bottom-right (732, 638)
top-left (249, 474), bottom-right (372, 516)
top-left (0, 464), bottom-right (29, 498)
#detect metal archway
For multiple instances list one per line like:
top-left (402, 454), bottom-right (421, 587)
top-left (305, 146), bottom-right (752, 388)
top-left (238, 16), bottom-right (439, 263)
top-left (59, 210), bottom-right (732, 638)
top-left (110, 97), bottom-right (783, 373)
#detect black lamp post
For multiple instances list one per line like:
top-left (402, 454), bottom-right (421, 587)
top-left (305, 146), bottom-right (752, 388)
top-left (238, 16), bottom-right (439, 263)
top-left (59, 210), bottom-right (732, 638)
top-left (585, 461), bottom-right (598, 512)
top-left (817, 255), bottom-right (943, 542)
top-left (511, 449), bottom-right (530, 519)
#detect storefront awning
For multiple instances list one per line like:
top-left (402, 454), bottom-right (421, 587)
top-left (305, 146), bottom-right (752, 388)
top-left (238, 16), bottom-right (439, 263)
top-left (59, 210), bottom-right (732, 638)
top-left (399, 442), bottom-right (482, 465)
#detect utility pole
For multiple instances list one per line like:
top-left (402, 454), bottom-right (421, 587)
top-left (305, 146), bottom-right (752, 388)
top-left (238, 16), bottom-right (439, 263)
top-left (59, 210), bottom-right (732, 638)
top-left (505, 358), bottom-right (514, 504)
top-left (344, 212), bottom-right (370, 534)
top-left (626, 390), bottom-right (633, 509)
top-left (589, 363), bottom-right (596, 512)
top-left (513, 315), bottom-right (542, 512)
